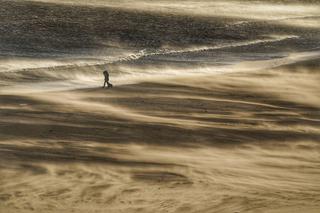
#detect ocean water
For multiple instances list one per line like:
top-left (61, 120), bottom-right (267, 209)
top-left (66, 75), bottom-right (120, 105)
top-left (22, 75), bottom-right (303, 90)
top-left (0, 0), bottom-right (319, 90)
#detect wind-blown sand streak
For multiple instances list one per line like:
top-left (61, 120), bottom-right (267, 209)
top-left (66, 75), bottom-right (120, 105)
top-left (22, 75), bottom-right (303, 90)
top-left (1, 60), bottom-right (320, 213)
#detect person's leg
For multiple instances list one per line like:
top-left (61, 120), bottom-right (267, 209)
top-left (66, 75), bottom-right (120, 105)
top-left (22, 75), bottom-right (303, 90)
top-left (103, 81), bottom-right (106, 88)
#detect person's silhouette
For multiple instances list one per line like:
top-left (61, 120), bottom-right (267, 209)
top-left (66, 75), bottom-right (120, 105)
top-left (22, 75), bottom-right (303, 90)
top-left (103, 69), bottom-right (113, 88)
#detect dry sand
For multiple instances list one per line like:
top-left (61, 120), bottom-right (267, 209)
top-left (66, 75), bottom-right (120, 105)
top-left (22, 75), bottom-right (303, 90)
top-left (1, 61), bottom-right (320, 213)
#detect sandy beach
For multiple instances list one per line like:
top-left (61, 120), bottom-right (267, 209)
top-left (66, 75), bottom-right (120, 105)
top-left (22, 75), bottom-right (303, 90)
top-left (1, 0), bottom-right (320, 212)
top-left (1, 59), bottom-right (320, 212)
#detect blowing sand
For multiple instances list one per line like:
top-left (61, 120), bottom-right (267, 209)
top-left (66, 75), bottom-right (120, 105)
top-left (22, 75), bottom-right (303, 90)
top-left (0, 62), bottom-right (320, 213)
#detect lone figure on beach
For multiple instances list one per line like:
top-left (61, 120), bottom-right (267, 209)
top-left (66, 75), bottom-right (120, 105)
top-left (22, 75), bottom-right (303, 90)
top-left (103, 69), bottom-right (113, 88)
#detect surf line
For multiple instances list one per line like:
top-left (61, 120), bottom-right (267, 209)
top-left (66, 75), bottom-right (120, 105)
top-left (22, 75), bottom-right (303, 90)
top-left (2, 35), bottom-right (299, 74)
top-left (112, 35), bottom-right (299, 64)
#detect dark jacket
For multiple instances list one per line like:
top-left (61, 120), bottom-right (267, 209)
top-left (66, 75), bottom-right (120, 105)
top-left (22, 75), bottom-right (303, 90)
top-left (103, 70), bottom-right (109, 81)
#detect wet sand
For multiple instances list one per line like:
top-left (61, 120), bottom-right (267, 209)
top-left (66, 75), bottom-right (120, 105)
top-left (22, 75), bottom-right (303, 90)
top-left (1, 61), bottom-right (320, 213)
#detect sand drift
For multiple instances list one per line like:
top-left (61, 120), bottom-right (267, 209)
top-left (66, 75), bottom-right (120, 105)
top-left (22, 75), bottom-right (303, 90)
top-left (0, 1), bottom-right (320, 213)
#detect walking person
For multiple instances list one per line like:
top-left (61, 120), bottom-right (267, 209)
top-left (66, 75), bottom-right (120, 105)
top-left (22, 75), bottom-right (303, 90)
top-left (102, 68), bottom-right (113, 88)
